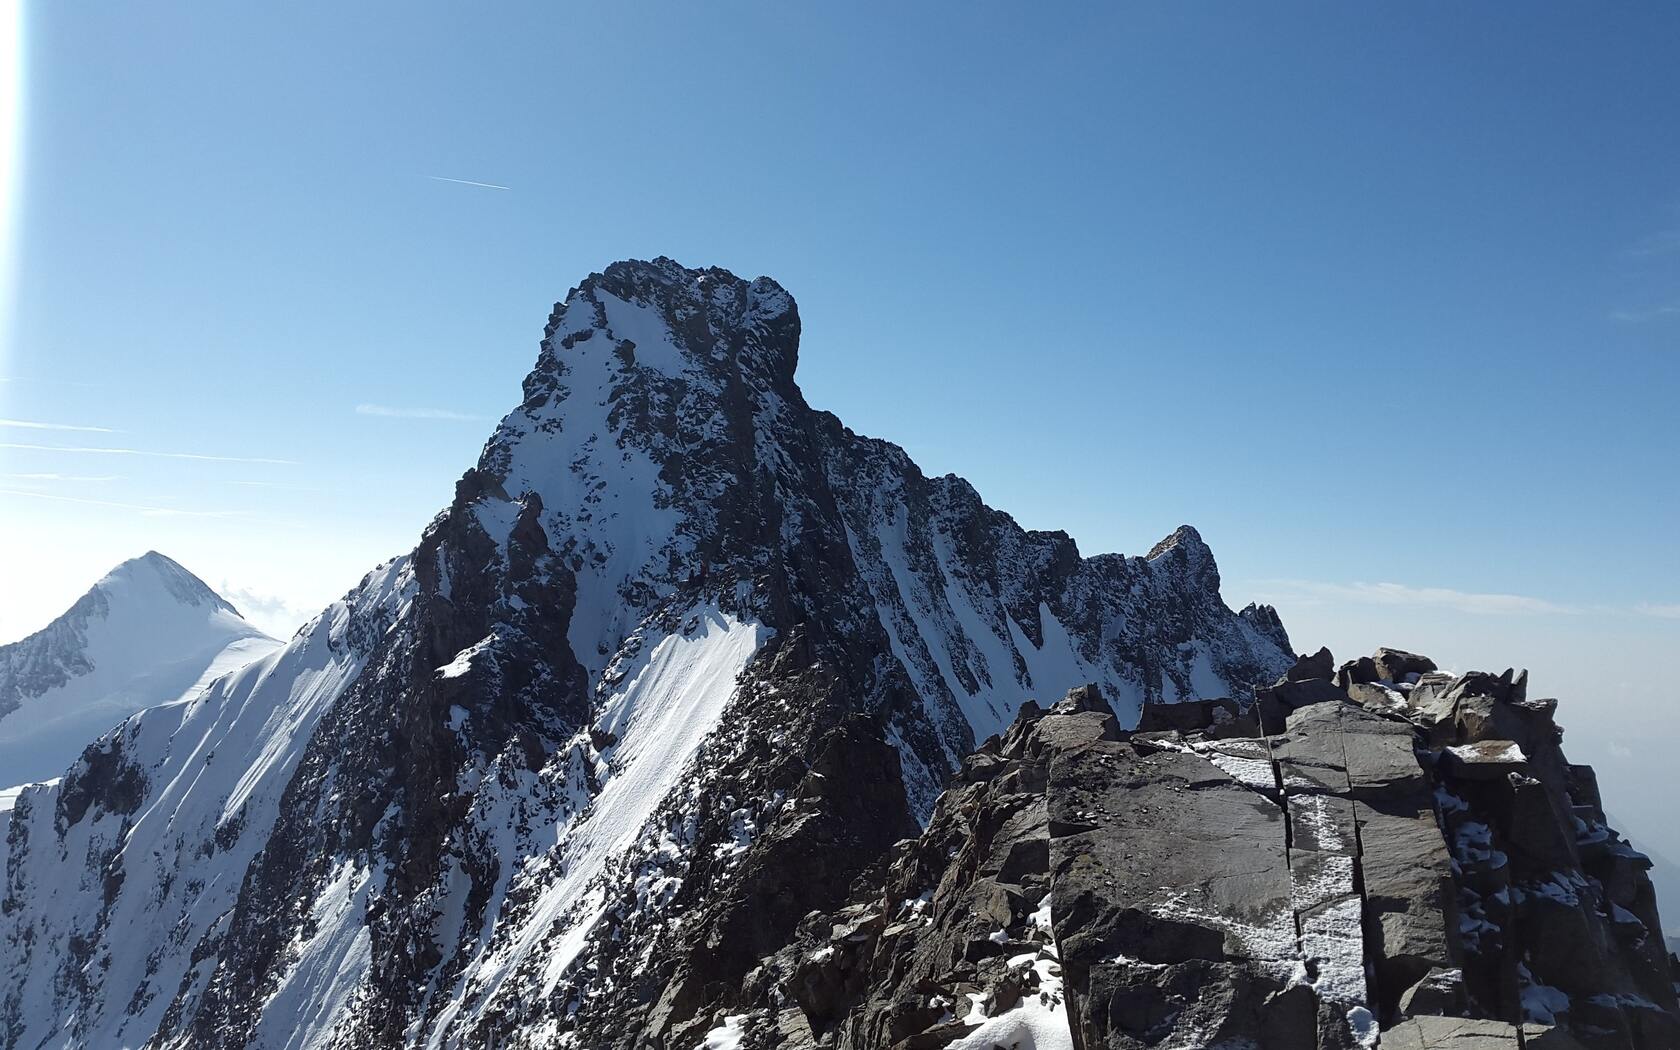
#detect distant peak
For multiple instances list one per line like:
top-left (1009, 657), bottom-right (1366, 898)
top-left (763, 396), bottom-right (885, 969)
top-left (97, 551), bottom-right (240, 617)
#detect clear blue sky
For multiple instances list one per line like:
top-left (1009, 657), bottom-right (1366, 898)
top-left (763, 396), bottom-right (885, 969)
top-left (2, 3), bottom-right (1677, 875)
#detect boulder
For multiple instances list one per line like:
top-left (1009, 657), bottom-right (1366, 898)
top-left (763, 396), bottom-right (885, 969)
top-left (1049, 682), bottom-right (1114, 717)
top-left (1442, 740), bottom-right (1529, 781)
top-left (1373, 647), bottom-right (1439, 683)
top-left (1286, 647), bottom-right (1336, 682)
top-left (1346, 680), bottom-right (1409, 717)
top-left (1336, 655), bottom-right (1380, 688)
top-left (1397, 966), bottom-right (1468, 1018)
top-left (1135, 697), bottom-right (1256, 738)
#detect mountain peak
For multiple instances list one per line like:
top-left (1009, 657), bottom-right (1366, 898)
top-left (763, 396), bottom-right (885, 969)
top-left (95, 550), bottom-right (239, 617)
top-left (1, 553), bottom-right (279, 794)
top-left (1145, 523), bottom-right (1208, 560)
top-left (539, 256), bottom-right (801, 390)
top-left (0, 264), bottom-right (1299, 1049)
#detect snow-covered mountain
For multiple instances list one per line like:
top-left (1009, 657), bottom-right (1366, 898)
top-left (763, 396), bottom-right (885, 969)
top-left (1, 259), bottom-right (1295, 1049)
top-left (0, 551), bottom-right (278, 794)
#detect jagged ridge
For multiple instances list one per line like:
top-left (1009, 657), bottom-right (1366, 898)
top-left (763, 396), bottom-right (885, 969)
top-left (730, 652), bottom-right (1679, 1050)
top-left (2, 259), bottom-right (1290, 1050)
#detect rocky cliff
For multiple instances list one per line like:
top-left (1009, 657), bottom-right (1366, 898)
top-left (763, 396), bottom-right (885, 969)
top-left (0, 259), bottom-right (1292, 1049)
top-left (724, 651), bottom-right (1679, 1049)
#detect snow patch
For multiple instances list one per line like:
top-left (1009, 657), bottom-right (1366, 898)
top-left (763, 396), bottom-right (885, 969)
top-left (433, 604), bottom-right (768, 1036)
top-left (691, 1013), bottom-right (749, 1050)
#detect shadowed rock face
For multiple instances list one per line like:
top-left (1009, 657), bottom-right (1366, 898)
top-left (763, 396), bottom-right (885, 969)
top-left (696, 655), bottom-right (1680, 1050)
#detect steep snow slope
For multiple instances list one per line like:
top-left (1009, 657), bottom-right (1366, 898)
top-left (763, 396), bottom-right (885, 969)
top-left (1, 260), bottom-right (1292, 1050)
top-left (0, 551), bottom-right (279, 792)
top-left (1, 557), bottom-right (411, 1049)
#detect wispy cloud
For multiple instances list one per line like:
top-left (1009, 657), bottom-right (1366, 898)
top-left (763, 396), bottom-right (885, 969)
top-left (0, 442), bottom-right (296, 464)
top-left (355, 403), bottom-right (486, 422)
top-left (1, 472), bottom-right (119, 482)
top-left (1247, 578), bottom-right (1576, 616)
top-left (0, 375), bottom-right (104, 389)
top-left (1627, 229), bottom-right (1680, 258)
top-left (0, 417), bottom-right (117, 432)
top-left (424, 175), bottom-right (510, 191)
top-left (0, 488), bottom-right (249, 518)
top-left (226, 479), bottom-right (325, 492)
top-left (1609, 303), bottom-right (1680, 324)
top-left (1249, 578), bottom-right (1680, 620)
top-left (220, 581), bottom-right (309, 621)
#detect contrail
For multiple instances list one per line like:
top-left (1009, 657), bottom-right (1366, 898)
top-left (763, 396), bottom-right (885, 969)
top-left (425, 175), bottom-right (510, 191)
top-left (356, 402), bottom-right (485, 421)
top-left (1, 442), bottom-right (296, 465)
top-left (0, 417), bottom-right (117, 432)
top-left (2, 472), bottom-right (119, 482)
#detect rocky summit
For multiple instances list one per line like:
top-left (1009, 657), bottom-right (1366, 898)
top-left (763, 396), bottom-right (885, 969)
top-left (1, 259), bottom-right (1673, 1050)
top-left (725, 652), bottom-right (1679, 1050)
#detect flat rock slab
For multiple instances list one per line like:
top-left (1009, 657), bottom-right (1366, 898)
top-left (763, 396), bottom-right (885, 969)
top-left (1287, 790), bottom-right (1358, 855)
top-left (1354, 801), bottom-right (1457, 1002)
top-left (1048, 741), bottom-right (1301, 1047)
top-left (1442, 739), bottom-right (1528, 780)
top-left (1383, 1015), bottom-right (1521, 1048)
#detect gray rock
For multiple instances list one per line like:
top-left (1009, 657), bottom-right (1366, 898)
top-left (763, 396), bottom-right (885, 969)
top-left (1441, 739), bottom-right (1529, 780)
top-left (1287, 646), bottom-right (1337, 682)
top-left (1337, 655), bottom-right (1381, 688)
top-left (1383, 1015), bottom-right (1522, 1048)
top-left (1373, 647), bottom-right (1439, 683)
top-left (1397, 966), bottom-right (1468, 1018)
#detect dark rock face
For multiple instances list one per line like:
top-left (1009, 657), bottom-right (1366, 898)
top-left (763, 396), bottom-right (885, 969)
top-left (685, 659), bottom-right (1679, 1050)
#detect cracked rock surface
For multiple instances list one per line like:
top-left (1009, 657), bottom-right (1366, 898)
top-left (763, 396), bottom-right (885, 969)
top-left (694, 654), bottom-right (1680, 1050)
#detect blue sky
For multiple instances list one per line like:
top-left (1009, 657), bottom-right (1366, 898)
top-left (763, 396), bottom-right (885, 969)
top-left (2, 4), bottom-right (1678, 872)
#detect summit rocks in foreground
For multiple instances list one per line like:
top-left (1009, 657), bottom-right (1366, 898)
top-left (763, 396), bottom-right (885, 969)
top-left (730, 653), bottom-right (1679, 1050)
top-left (0, 259), bottom-right (1291, 1049)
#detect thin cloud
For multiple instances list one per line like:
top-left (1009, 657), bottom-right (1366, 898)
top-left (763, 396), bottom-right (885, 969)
top-left (1609, 303), bottom-right (1680, 324)
top-left (0, 375), bottom-right (104, 389)
top-left (1, 487), bottom-right (249, 518)
top-left (1, 472), bottom-right (119, 482)
top-left (215, 582), bottom-right (316, 638)
top-left (1627, 229), bottom-right (1680, 258)
top-left (0, 417), bottom-right (117, 432)
top-left (219, 582), bottom-right (309, 624)
top-left (1246, 578), bottom-right (1576, 616)
top-left (355, 403), bottom-right (486, 422)
top-left (1248, 579), bottom-right (1680, 619)
top-left (425, 175), bottom-right (510, 191)
top-left (0, 442), bottom-right (296, 464)
top-left (226, 479), bottom-right (325, 492)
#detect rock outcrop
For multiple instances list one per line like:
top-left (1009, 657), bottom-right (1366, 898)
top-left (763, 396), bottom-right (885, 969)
top-left (699, 654), bottom-right (1680, 1049)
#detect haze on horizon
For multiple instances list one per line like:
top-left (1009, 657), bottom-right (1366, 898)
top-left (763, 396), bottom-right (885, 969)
top-left (1, 3), bottom-right (1676, 917)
